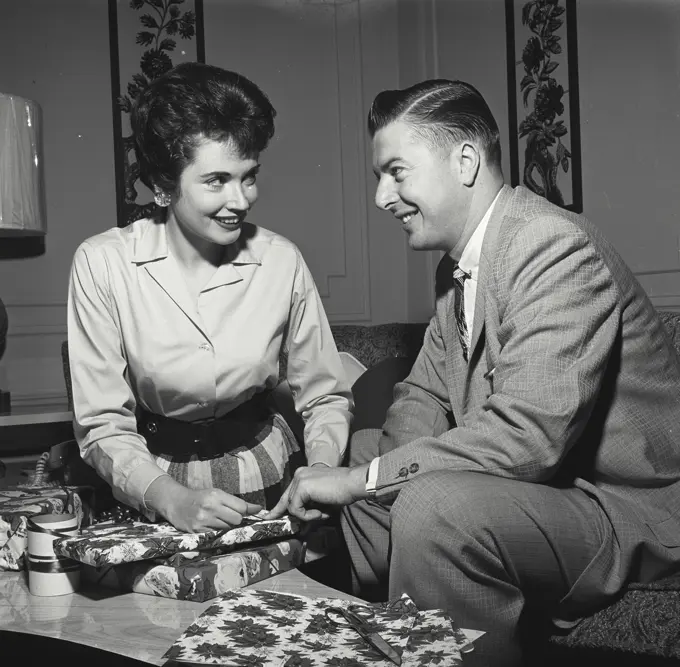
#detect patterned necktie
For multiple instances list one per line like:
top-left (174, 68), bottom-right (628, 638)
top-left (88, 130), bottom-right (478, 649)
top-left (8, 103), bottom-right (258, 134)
top-left (453, 267), bottom-right (470, 361)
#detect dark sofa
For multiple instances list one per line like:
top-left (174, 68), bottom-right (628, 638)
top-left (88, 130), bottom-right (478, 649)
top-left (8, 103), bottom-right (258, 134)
top-left (61, 314), bottom-right (680, 663)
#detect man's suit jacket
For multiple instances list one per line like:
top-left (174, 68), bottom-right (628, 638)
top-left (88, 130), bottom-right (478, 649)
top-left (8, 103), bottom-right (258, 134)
top-left (375, 185), bottom-right (680, 581)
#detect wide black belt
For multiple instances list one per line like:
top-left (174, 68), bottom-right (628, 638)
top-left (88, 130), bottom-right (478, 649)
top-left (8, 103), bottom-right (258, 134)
top-left (137, 393), bottom-right (272, 462)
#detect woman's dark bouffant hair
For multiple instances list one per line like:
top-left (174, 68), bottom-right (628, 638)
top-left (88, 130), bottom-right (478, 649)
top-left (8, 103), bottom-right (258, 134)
top-left (131, 62), bottom-right (276, 194)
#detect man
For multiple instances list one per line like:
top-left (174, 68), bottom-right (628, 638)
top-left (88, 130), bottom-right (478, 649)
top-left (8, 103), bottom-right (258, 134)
top-left (266, 80), bottom-right (680, 666)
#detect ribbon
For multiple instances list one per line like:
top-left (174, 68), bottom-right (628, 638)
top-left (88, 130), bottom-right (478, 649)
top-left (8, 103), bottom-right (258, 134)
top-left (27, 517), bottom-right (77, 540)
top-left (27, 557), bottom-right (81, 574)
top-left (27, 517), bottom-right (81, 574)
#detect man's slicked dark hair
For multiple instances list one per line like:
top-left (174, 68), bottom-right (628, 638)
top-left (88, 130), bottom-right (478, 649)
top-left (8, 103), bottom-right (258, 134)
top-left (131, 62), bottom-right (276, 193)
top-left (368, 79), bottom-right (501, 167)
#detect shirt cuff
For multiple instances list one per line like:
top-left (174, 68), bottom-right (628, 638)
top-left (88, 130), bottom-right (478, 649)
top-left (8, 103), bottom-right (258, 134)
top-left (366, 456), bottom-right (380, 494)
top-left (306, 442), bottom-right (341, 468)
top-left (124, 461), bottom-right (170, 512)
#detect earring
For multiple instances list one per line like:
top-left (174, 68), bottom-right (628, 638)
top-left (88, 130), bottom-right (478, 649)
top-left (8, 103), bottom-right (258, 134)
top-left (153, 188), bottom-right (171, 207)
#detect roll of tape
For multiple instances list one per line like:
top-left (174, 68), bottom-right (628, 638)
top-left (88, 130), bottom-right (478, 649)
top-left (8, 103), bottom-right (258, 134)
top-left (27, 513), bottom-right (81, 597)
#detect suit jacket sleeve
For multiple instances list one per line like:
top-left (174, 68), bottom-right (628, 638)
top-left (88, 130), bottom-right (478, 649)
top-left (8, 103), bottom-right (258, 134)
top-left (378, 314), bottom-right (453, 455)
top-left (373, 216), bottom-right (620, 501)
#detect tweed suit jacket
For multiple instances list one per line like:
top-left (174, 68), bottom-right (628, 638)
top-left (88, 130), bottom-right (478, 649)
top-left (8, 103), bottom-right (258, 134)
top-left (375, 185), bottom-right (680, 572)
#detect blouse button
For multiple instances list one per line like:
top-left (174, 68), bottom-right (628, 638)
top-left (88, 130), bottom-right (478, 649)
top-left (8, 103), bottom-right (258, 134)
top-left (199, 343), bottom-right (211, 351)
top-left (409, 463), bottom-right (419, 474)
top-left (147, 421), bottom-right (158, 435)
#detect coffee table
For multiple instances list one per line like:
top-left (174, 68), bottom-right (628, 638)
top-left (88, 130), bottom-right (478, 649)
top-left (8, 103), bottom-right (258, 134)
top-left (0, 567), bottom-right (360, 665)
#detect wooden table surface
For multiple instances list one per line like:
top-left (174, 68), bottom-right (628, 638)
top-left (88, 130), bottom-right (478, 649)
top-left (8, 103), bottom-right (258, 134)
top-left (0, 567), bottom-right (360, 665)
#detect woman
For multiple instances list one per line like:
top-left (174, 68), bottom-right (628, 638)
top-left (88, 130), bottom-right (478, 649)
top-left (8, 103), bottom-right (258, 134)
top-left (67, 63), bottom-right (353, 533)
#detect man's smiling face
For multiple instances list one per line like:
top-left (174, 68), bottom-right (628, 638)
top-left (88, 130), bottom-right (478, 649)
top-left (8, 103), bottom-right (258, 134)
top-left (372, 120), bottom-right (469, 253)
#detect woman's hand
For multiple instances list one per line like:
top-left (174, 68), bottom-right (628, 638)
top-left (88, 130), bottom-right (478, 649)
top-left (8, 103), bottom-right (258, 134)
top-left (145, 476), bottom-right (261, 533)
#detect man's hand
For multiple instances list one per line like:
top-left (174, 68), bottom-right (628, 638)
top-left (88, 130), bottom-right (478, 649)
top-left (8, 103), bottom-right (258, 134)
top-left (265, 464), bottom-right (370, 521)
top-left (145, 476), bottom-right (261, 533)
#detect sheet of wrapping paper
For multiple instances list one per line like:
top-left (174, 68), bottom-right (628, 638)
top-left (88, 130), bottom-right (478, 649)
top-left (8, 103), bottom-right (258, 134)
top-left (163, 590), bottom-right (485, 666)
top-left (0, 486), bottom-right (86, 571)
top-left (54, 512), bottom-right (299, 567)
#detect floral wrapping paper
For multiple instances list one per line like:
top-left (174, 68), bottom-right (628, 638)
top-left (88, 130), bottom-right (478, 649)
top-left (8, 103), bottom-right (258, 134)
top-left (54, 513), bottom-right (300, 568)
top-left (84, 538), bottom-right (305, 602)
top-left (0, 486), bottom-right (87, 571)
top-left (164, 590), bottom-right (484, 666)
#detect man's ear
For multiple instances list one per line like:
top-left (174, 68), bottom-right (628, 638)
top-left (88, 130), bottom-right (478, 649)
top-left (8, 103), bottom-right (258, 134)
top-left (454, 141), bottom-right (481, 187)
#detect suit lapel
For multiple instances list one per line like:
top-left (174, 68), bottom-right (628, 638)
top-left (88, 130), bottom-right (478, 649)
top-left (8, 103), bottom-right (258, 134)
top-left (459, 185), bottom-right (515, 413)
top-left (468, 185), bottom-right (513, 361)
top-left (450, 338), bottom-right (469, 424)
top-left (438, 254), bottom-right (468, 423)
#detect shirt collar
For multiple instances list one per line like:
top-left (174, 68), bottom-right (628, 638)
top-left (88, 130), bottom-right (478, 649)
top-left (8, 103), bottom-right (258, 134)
top-left (458, 190), bottom-right (501, 279)
top-left (132, 219), bottom-right (262, 266)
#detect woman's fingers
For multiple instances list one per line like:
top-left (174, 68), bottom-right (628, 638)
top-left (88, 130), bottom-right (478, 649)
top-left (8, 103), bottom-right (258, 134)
top-left (199, 503), bottom-right (243, 530)
top-left (201, 516), bottom-right (241, 532)
top-left (192, 489), bottom-right (244, 528)
top-left (210, 489), bottom-right (263, 523)
top-left (243, 501), bottom-right (264, 516)
top-left (173, 489), bottom-right (269, 532)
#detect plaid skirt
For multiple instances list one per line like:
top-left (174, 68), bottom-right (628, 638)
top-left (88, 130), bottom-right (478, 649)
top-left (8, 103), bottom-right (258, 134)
top-left (138, 399), bottom-right (303, 510)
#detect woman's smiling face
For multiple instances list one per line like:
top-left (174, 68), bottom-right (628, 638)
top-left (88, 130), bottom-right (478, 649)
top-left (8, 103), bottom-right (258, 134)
top-left (168, 135), bottom-right (260, 247)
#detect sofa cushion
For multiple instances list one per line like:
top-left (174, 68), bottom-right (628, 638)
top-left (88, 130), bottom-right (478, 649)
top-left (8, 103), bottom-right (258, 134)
top-left (660, 311), bottom-right (680, 352)
top-left (332, 323), bottom-right (428, 368)
top-left (541, 572), bottom-right (680, 663)
top-left (338, 351), bottom-right (367, 387)
top-left (351, 356), bottom-right (414, 433)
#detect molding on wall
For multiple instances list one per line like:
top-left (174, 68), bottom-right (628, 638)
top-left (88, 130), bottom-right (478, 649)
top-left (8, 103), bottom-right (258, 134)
top-left (3, 301), bottom-right (67, 308)
top-left (8, 325), bottom-right (67, 337)
top-left (634, 268), bottom-right (680, 311)
top-left (318, 0), bottom-right (372, 322)
top-left (634, 269), bottom-right (680, 276)
top-left (4, 301), bottom-right (67, 337)
top-left (428, 0), bottom-right (440, 78)
top-left (11, 390), bottom-right (69, 412)
top-left (312, 3), bottom-right (348, 299)
top-left (423, 1), bottom-right (440, 312)
top-left (649, 295), bottom-right (680, 309)
top-left (1, 301), bottom-right (68, 409)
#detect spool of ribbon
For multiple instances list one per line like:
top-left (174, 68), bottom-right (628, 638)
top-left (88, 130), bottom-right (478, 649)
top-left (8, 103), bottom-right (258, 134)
top-left (27, 513), bottom-right (81, 596)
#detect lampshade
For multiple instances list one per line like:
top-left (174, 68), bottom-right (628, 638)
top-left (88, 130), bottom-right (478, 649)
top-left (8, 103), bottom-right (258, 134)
top-left (0, 93), bottom-right (46, 236)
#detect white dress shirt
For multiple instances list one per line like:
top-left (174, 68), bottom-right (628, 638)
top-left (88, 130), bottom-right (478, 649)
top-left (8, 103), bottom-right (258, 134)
top-left (68, 219), bottom-right (353, 512)
top-left (455, 191), bottom-right (500, 346)
top-left (366, 192), bottom-right (501, 494)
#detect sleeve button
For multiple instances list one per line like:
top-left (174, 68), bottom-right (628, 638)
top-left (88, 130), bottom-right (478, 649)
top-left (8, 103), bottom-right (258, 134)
top-left (409, 463), bottom-right (419, 474)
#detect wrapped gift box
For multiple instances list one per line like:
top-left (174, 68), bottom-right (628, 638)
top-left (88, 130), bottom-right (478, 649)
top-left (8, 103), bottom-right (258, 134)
top-left (54, 514), bottom-right (300, 567)
top-left (83, 538), bottom-right (305, 602)
top-left (0, 485), bottom-right (92, 571)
